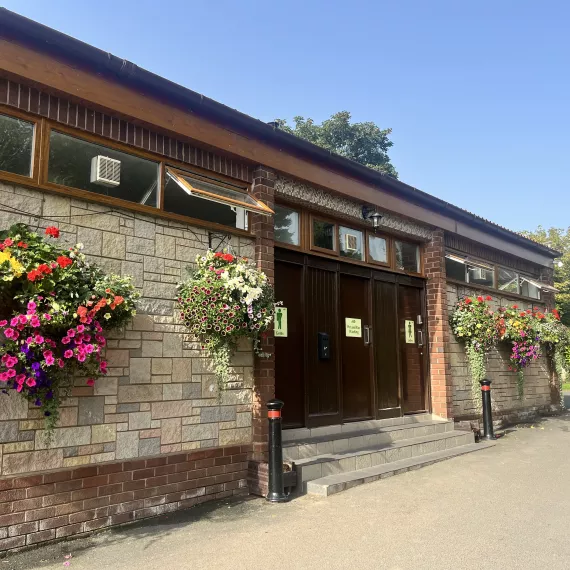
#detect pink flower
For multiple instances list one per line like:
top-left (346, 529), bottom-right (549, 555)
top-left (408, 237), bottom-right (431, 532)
top-left (76, 353), bottom-right (86, 362)
top-left (18, 314), bottom-right (28, 324)
top-left (63, 350), bottom-right (73, 359)
top-left (86, 378), bottom-right (95, 386)
top-left (44, 314), bottom-right (52, 321)
top-left (85, 344), bottom-right (94, 354)
top-left (6, 369), bottom-right (15, 378)
top-left (16, 384), bottom-right (22, 393)
top-left (26, 337), bottom-right (33, 345)
top-left (15, 374), bottom-right (25, 385)
top-left (26, 378), bottom-right (36, 387)
top-left (27, 301), bottom-right (36, 312)
top-left (33, 335), bottom-right (44, 344)
top-left (0, 373), bottom-right (7, 382)
top-left (0, 320), bottom-right (6, 327)
top-left (61, 337), bottom-right (71, 345)
top-left (9, 317), bottom-right (18, 327)
top-left (4, 328), bottom-right (15, 339)
top-left (76, 325), bottom-right (85, 333)
top-left (67, 329), bottom-right (75, 338)
top-left (100, 361), bottom-right (108, 373)
top-left (44, 355), bottom-right (55, 366)
top-left (30, 317), bottom-right (40, 328)
top-left (5, 356), bottom-right (18, 368)
top-left (57, 358), bottom-right (64, 369)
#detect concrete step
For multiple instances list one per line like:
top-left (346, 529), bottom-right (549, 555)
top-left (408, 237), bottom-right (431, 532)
top-left (294, 430), bottom-right (474, 492)
top-left (306, 441), bottom-right (496, 496)
top-left (283, 413), bottom-right (436, 443)
top-left (283, 419), bottom-right (454, 463)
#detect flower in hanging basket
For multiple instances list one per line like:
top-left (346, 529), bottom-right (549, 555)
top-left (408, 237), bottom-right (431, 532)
top-left (177, 250), bottom-right (277, 388)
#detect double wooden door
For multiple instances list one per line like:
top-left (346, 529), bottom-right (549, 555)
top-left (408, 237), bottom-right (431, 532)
top-left (275, 250), bottom-right (428, 428)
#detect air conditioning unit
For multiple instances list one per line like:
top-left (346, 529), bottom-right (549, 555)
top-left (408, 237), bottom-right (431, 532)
top-left (90, 156), bottom-right (121, 187)
top-left (344, 233), bottom-right (358, 252)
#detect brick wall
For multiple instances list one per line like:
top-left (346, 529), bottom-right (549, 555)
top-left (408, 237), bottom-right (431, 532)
top-left (424, 230), bottom-right (453, 418)
top-left (447, 283), bottom-right (556, 422)
top-left (0, 182), bottom-right (256, 548)
top-left (0, 445), bottom-right (249, 551)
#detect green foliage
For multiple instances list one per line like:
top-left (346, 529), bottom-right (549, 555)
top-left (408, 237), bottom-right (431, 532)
top-left (274, 111), bottom-right (398, 178)
top-left (177, 250), bottom-right (276, 388)
top-left (520, 226), bottom-right (570, 326)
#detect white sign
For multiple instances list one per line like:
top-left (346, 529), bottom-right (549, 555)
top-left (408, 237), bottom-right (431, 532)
top-left (345, 318), bottom-right (362, 338)
top-left (405, 320), bottom-right (415, 344)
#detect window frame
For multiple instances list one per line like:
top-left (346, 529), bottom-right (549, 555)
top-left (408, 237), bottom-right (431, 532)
top-left (310, 214), bottom-right (339, 256)
top-left (393, 238), bottom-right (422, 276)
top-left (0, 107), bottom-right (41, 186)
top-left (165, 166), bottom-right (273, 216)
top-left (273, 203), bottom-right (303, 250)
top-left (366, 231), bottom-right (391, 268)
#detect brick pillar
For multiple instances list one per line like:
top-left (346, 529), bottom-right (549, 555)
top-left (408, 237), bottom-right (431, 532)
top-left (248, 166), bottom-right (276, 495)
top-left (424, 230), bottom-right (453, 418)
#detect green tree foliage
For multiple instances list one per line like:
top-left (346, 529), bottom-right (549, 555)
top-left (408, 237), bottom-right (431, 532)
top-left (274, 111), bottom-right (398, 178)
top-left (521, 227), bottom-right (570, 326)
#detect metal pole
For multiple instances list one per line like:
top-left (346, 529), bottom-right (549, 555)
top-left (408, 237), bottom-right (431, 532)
top-left (266, 398), bottom-right (289, 503)
top-left (479, 379), bottom-right (496, 440)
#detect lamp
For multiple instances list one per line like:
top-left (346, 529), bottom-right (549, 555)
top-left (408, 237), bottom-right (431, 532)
top-left (362, 206), bottom-right (383, 231)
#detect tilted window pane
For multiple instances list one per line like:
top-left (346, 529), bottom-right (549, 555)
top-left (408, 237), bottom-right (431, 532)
top-left (274, 205), bottom-right (300, 245)
top-left (48, 131), bottom-right (159, 206)
top-left (369, 235), bottom-right (388, 264)
top-left (163, 176), bottom-right (247, 229)
top-left (395, 240), bottom-right (420, 273)
top-left (445, 257), bottom-right (466, 281)
top-left (467, 264), bottom-right (494, 287)
top-left (521, 279), bottom-right (541, 299)
top-left (313, 220), bottom-right (335, 250)
top-left (498, 267), bottom-right (519, 294)
top-left (0, 113), bottom-right (34, 177)
top-left (339, 226), bottom-right (363, 260)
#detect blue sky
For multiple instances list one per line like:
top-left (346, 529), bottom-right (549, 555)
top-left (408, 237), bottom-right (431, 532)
top-left (5, 0), bottom-right (569, 232)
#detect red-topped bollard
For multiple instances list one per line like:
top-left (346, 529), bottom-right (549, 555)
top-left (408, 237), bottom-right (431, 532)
top-left (479, 379), bottom-right (496, 440)
top-left (266, 399), bottom-right (289, 503)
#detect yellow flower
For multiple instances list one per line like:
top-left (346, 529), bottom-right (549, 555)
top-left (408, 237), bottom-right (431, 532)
top-left (0, 250), bottom-right (24, 277)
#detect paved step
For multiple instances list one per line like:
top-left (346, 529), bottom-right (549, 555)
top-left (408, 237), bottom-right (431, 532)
top-left (283, 419), bottom-right (454, 462)
top-left (283, 413), bottom-right (435, 443)
top-left (306, 441), bottom-right (496, 496)
top-left (294, 430), bottom-right (474, 491)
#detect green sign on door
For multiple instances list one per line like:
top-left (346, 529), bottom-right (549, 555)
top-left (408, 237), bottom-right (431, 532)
top-left (275, 307), bottom-right (288, 337)
top-left (405, 320), bottom-right (415, 344)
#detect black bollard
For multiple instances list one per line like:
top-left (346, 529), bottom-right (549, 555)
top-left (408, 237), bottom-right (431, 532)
top-left (266, 398), bottom-right (289, 503)
top-left (479, 379), bottom-right (496, 440)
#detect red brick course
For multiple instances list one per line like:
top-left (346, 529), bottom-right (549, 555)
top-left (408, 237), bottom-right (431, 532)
top-left (0, 445), bottom-right (250, 552)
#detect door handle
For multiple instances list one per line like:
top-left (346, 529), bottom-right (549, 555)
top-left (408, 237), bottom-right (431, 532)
top-left (364, 325), bottom-right (371, 346)
top-left (417, 329), bottom-right (424, 347)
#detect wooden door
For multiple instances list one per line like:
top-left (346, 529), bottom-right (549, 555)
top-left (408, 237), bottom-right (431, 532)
top-left (372, 277), bottom-right (401, 418)
top-left (340, 273), bottom-right (373, 421)
top-left (398, 284), bottom-right (427, 413)
top-left (274, 259), bottom-right (305, 428)
top-left (305, 262), bottom-right (341, 427)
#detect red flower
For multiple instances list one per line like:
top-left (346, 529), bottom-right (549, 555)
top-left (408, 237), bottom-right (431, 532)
top-left (38, 264), bottom-right (52, 275)
top-left (552, 308), bottom-right (561, 321)
top-left (519, 312), bottom-right (526, 317)
top-left (464, 298), bottom-right (472, 304)
top-left (485, 296), bottom-right (492, 301)
top-left (477, 296), bottom-right (484, 302)
top-left (45, 226), bottom-right (60, 238)
top-left (17, 241), bottom-right (28, 248)
top-left (214, 252), bottom-right (224, 258)
top-left (512, 305), bottom-right (518, 309)
top-left (222, 253), bottom-right (234, 262)
top-left (57, 256), bottom-right (73, 268)
top-left (27, 269), bottom-right (41, 282)
top-left (3, 238), bottom-right (13, 247)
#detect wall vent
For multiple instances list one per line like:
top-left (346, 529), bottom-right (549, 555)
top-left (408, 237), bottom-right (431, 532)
top-left (344, 233), bottom-right (358, 252)
top-left (90, 156), bottom-right (121, 187)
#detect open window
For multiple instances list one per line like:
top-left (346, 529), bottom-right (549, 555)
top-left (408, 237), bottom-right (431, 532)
top-left (165, 167), bottom-right (272, 230)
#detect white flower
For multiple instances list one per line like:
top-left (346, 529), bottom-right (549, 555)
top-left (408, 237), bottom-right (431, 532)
top-left (76, 243), bottom-right (84, 250)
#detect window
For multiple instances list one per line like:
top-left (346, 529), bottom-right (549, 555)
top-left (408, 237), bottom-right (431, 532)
top-left (339, 226), bottom-right (363, 260)
top-left (48, 130), bottom-right (159, 206)
top-left (0, 113), bottom-right (34, 177)
top-left (467, 262), bottom-right (495, 287)
top-left (274, 205), bottom-right (300, 245)
top-left (445, 254), bottom-right (466, 281)
top-left (164, 168), bottom-right (272, 230)
top-left (521, 278), bottom-right (541, 299)
top-left (498, 267), bottom-right (519, 294)
top-left (368, 234), bottom-right (388, 265)
top-left (312, 219), bottom-right (335, 251)
top-left (395, 240), bottom-right (420, 273)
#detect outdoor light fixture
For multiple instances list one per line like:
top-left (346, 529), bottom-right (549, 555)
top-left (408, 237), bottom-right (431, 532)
top-left (362, 205), bottom-right (383, 231)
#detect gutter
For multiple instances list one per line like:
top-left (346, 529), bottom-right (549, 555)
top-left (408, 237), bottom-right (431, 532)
top-left (0, 8), bottom-right (560, 259)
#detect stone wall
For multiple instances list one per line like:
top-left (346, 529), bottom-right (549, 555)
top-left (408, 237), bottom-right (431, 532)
top-left (0, 182), bottom-right (256, 477)
top-left (447, 283), bottom-right (555, 423)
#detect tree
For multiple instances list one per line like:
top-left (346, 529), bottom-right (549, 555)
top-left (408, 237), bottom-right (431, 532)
top-left (520, 227), bottom-right (570, 326)
top-left (274, 111), bottom-right (398, 178)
